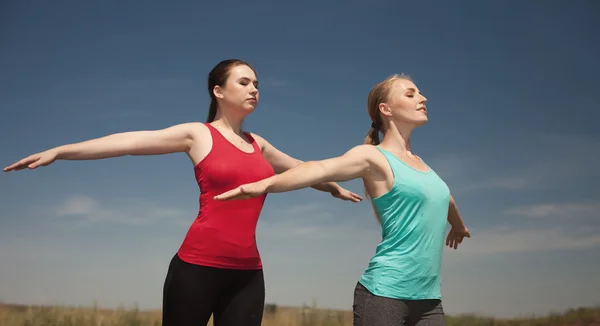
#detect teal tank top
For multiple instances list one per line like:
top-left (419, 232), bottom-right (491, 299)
top-left (359, 146), bottom-right (451, 300)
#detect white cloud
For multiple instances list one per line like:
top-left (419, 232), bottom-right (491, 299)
top-left (56, 195), bottom-right (98, 215)
top-left (0, 233), bottom-right (176, 311)
top-left (506, 201), bottom-right (600, 218)
top-left (5, 197), bottom-right (600, 318)
top-left (448, 200), bottom-right (600, 256)
top-left (53, 194), bottom-right (190, 226)
top-left (449, 227), bottom-right (600, 255)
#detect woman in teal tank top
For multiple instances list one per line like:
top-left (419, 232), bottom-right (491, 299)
top-left (214, 74), bottom-right (471, 325)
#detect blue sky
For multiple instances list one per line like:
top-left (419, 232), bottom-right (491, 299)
top-left (1, 0), bottom-right (599, 319)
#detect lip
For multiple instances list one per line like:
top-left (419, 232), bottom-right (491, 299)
top-left (417, 107), bottom-right (427, 113)
top-left (247, 98), bottom-right (257, 102)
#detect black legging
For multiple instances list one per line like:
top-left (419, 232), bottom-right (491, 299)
top-left (162, 254), bottom-right (265, 326)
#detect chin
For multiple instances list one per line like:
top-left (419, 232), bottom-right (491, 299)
top-left (413, 118), bottom-right (429, 127)
top-left (238, 105), bottom-right (256, 116)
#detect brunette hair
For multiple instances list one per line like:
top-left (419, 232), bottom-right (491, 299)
top-left (206, 59), bottom-right (257, 122)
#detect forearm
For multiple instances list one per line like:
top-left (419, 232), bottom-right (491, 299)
top-left (291, 159), bottom-right (340, 193)
top-left (266, 161), bottom-right (330, 193)
top-left (55, 130), bottom-right (187, 160)
top-left (447, 196), bottom-right (466, 228)
top-left (311, 182), bottom-right (340, 193)
top-left (55, 132), bottom-right (146, 160)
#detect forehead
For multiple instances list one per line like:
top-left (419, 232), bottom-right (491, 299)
top-left (228, 65), bottom-right (257, 80)
top-left (393, 78), bottom-right (418, 92)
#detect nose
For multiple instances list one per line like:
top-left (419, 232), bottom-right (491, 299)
top-left (419, 93), bottom-right (427, 104)
top-left (248, 84), bottom-right (258, 94)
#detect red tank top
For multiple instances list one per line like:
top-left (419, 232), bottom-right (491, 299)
top-left (177, 123), bottom-right (275, 270)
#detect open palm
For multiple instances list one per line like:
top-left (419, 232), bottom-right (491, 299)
top-left (331, 188), bottom-right (363, 202)
top-left (214, 181), bottom-right (269, 201)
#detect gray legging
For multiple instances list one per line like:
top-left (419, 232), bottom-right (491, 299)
top-left (353, 282), bottom-right (447, 326)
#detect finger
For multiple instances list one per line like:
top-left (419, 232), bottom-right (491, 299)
top-left (28, 159), bottom-right (46, 169)
top-left (454, 240), bottom-right (458, 249)
top-left (6, 162), bottom-right (29, 171)
top-left (4, 159), bottom-right (28, 171)
top-left (13, 156), bottom-right (41, 170)
top-left (214, 188), bottom-right (243, 201)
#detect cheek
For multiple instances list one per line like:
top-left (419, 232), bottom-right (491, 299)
top-left (225, 85), bottom-right (245, 100)
top-left (398, 97), bottom-right (416, 107)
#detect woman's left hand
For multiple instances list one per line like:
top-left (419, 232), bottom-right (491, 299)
top-left (331, 187), bottom-right (363, 202)
top-left (446, 226), bottom-right (471, 249)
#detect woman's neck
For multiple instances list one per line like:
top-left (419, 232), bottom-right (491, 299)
top-left (212, 108), bottom-right (245, 135)
top-left (380, 122), bottom-right (415, 154)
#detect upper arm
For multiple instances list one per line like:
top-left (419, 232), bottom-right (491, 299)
top-left (127, 122), bottom-right (202, 155)
top-left (250, 132), bottom-right (301, 173)
top-left (314, 145), bottom-right (376, 182)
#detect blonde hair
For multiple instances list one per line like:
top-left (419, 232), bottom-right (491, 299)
top-left (363, 73), bottom-right (412, 224)
top-left (364, 73), bottom-right (412, 145)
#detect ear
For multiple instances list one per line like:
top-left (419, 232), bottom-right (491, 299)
top-left (378, 103), bottom-right (393, 118)
top-left (213, 85), bottom-right (225, 99)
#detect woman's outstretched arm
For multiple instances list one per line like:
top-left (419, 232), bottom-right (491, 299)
top-left (4, 123), bottom-right (200, 171)
top-left (214, 145), bottom-right (375, 200)
top-left (249, 132), bottom-right (363, 202)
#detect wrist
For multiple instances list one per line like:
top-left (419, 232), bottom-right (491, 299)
top-left (53, 146), bottom-right (67, 160)
top-left (451, 223), bottom-right (467, 230)
top-left (263, 175), bottom-right (278, 192)
top-left (328, 182), bottom-right (341, 194)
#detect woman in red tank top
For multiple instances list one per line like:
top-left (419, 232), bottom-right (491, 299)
top-left (4, 59), bottom-right (363, 326)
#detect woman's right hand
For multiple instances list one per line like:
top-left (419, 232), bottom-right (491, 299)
top-left (214, 178), bottom-right (272, 201)
top-left (4, 149), bottom-right (58, 172)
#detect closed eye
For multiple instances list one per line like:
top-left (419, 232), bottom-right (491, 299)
top-left (239, 77), bottom-right (259, 89)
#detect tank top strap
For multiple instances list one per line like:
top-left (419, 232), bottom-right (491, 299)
top-left (374, 146), bottom-right (399, 177)
top-left (374, 146), bottom-right (432, 176)
top-left (204, 122), bottom-right (220, 141)
top-left (243, 131), bottom-right (261, 153)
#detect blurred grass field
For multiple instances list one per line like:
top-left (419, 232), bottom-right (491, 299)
top-left (2, 301), bottom-right (599, 326)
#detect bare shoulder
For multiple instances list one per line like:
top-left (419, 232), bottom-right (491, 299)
top-left (247, 132), bottom-right (268, 150)
top-left (183, 122), bottom-right (213, 165)
top-left (178, 121), bottom-right (207, 131)
top-left (180, 122), bottom-right (209, 138)
top-left (164, 122), bottom-right (211, 152)
top-left (344, 144), bottom-right (382, 159)
top-left (344, 144), bottom-right (390, 175)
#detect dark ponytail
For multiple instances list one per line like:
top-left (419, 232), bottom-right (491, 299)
top-left (364, 123), bottom-right (381, 145)
top-left (206, 59), bottom-right (256, 123)
top-left (206, 99), bottom-right (218, 123)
